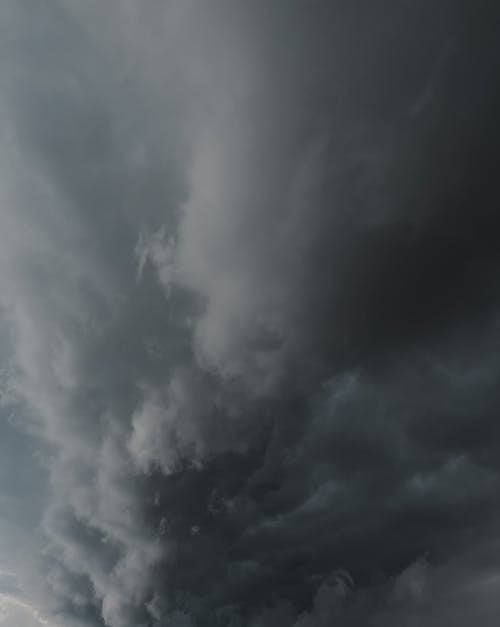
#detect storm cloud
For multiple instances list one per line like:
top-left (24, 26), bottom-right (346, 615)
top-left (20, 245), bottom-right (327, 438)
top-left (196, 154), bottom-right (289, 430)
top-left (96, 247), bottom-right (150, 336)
top-left (1, 1), bottom-right (500, 625)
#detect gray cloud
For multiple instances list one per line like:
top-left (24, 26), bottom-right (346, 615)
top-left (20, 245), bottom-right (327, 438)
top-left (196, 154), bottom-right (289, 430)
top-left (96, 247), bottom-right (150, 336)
top-left (0, 1), bottom-right (500, 626)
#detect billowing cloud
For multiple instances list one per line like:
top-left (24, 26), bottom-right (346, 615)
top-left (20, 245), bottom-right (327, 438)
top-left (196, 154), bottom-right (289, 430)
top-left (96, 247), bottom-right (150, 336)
top-left (0, 1), bottom-right (500, 626)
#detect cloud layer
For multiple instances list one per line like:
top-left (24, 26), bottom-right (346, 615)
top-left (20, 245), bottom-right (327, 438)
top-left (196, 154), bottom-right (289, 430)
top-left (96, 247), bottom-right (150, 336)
top-left (1, 1), bottom-right (500, 625)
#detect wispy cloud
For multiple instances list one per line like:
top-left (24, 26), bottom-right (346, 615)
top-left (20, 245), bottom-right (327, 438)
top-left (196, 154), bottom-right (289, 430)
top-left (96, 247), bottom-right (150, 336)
top-left (0, 1), bottom-right (500, 626)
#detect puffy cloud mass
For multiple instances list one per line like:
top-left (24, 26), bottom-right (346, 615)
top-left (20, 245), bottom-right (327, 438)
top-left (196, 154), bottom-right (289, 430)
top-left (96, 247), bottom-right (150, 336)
top-left (1, 0), bottom-right (500, 625)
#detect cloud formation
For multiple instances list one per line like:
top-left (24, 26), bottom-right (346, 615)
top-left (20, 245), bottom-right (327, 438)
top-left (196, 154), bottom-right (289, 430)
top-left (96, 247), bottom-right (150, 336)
top-left (1, 1), bottom-right (500, 625)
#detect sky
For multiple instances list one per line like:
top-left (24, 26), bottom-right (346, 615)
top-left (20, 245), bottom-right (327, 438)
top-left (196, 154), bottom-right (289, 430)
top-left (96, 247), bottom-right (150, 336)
top-left (0, 1), bottom-right (500, 625)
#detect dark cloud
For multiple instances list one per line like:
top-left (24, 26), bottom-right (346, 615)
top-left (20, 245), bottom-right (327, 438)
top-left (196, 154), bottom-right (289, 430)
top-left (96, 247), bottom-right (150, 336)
top-left (0, 1), bottom-right (500, 625)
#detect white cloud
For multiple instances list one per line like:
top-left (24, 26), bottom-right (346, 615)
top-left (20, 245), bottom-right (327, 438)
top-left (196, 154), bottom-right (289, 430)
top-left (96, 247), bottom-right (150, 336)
top-left (0, 594), bottom-right (60, 627)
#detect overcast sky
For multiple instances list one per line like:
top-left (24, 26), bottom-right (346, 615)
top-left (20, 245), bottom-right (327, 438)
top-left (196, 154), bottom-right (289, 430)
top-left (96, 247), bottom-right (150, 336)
top-left (1, 1), bottom-right (500, 626)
